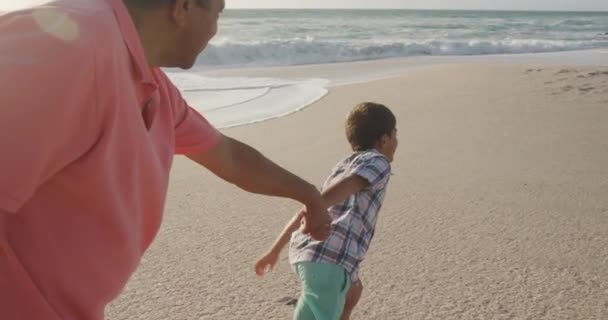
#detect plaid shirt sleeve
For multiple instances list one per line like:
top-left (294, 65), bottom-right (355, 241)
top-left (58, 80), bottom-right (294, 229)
top-left (351, 154), bottom-right (391, 192)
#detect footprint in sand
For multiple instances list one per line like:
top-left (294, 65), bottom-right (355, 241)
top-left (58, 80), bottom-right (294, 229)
top-left (587, 71), bottom-right (608, 77)
top-left (562, 85), bottom-right (574, 92)
top-left (525, 68), bottom-right (543, 74)
top-left (556, 69), bottom-right (575, 75)
top-left (276, 296), bottom-right (298, 306)
top-left (578, 85), bottom-right (594, 93)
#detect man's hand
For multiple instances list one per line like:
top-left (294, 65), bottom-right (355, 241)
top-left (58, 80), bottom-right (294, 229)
top-left (300, 200), bottom-right (332, 241)
top-left (300, 174), bottom-right (370, 241)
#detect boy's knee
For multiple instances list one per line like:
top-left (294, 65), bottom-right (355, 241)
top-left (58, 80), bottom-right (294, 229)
top-left (348, 280), bottom-right (363, 298)
top-left (343, 281), bottom-right (363, 311)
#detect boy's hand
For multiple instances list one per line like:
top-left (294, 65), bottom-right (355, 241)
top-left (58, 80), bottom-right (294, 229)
top-left (300, 202), bottom-right (332, 241)
top-left (255, 251), bottom-right (280, 277)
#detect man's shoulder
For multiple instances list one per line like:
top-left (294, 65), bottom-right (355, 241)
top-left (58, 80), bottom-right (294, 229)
top-left (57, 0), bottom-right (124, 49)
top-left (0, 0), bottom-right (119, 59)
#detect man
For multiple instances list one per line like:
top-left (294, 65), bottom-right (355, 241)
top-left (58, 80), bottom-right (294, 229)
top-left (0, 0), bottom-right (330, 319)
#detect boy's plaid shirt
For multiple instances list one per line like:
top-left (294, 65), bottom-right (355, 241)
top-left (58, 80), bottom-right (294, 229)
top-left (289, 150), bottom-right (392, 281)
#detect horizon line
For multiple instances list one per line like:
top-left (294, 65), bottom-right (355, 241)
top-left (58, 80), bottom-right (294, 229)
top-left (224, 7), bottom-right (608, 13)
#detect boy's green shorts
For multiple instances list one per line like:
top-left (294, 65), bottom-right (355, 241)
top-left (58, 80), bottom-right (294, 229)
top-left (293, 262), bottom-right (351, 320)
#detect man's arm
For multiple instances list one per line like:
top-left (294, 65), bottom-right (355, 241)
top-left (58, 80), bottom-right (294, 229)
top-left (186, 134), bottom-right (331, 240)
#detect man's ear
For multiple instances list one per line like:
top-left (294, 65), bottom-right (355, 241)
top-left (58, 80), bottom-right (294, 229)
top-left (170, 0), bottom-right (189, 27)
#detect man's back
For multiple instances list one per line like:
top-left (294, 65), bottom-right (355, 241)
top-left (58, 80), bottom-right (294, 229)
top-left (0, 1), bottom-right (219, 319)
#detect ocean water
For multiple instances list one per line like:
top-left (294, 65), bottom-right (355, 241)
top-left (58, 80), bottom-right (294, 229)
top-left (196, 9), bottom-right (608, 68)
top-left (168, 73), bottom-right (328, 128)
top-left (2, 5), bottom-right (606, 128)
top-left (172, 10), bottom-right (608, 128)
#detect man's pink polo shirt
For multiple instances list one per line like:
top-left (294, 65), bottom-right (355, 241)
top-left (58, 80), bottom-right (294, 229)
top-left (0, 0), bottom-right (220, 319)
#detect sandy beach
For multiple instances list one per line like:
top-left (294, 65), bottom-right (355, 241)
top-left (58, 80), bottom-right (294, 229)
top-left (106, 61), bottom-right (608, 320)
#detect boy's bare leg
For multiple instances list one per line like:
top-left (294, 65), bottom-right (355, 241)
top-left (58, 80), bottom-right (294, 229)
top-left (340, 280), bottom-right (363, 320)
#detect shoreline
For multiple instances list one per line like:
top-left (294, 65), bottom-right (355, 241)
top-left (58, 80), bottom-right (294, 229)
top-left (172, 49), bottom-right (607, 129)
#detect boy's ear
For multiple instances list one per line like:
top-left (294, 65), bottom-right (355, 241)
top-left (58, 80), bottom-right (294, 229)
top-left (379, 134), bottom-right (389, 148)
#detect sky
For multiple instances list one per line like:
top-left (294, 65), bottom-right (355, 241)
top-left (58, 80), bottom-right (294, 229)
top-left (1, 0), bottom-right (607, 12)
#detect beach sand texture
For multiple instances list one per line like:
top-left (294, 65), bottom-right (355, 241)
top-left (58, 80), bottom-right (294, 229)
top-left (107, 63), bottom-right (608, 320)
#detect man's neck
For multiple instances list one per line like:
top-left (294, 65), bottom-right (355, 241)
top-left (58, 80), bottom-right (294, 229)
top-left (124, 5), bottom-right (168, 67)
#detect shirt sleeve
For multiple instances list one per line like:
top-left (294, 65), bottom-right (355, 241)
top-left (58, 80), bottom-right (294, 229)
top-left (156, 71), bottom-right (221, 155)
top-left (351, 154), bottom-right (392, 192)
top-left (0, 10), bottom-right (100, 213)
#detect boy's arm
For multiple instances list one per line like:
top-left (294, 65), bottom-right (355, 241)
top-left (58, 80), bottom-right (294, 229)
top-left (274, 174), bottom-right (368, 252)
top-left (255, 211), bottom-right (303, 276)
top-left (321, 174), bottom-right (369, 207)
top-left (255, 174), bottom-right (369, 276)
top-left (268, 210), bottom-right (305, 255)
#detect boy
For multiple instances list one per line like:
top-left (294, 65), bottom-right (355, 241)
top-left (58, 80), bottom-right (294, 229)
top-left (255, 102), bottom-right (398, 320)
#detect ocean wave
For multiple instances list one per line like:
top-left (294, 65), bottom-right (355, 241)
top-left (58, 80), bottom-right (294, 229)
top-left (196, 38), bottom-right (608, 67)
top-left (165, 73), bottom-right (329, 128)
top-left (551, 19), bottom-right (596, 27)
